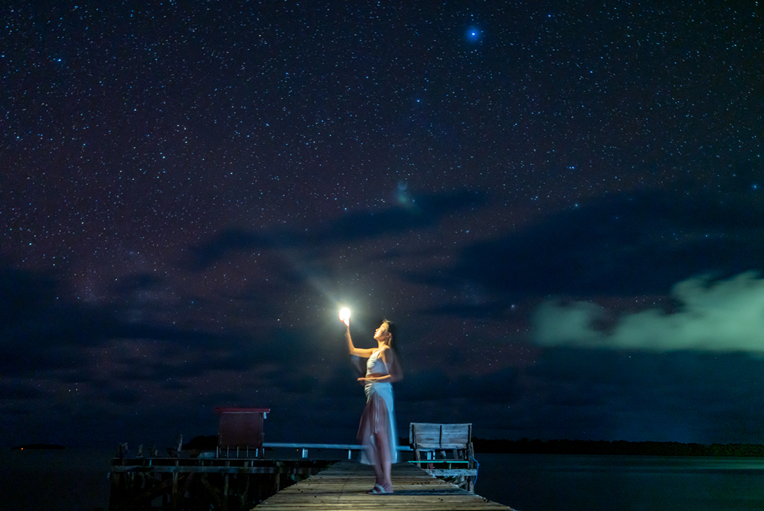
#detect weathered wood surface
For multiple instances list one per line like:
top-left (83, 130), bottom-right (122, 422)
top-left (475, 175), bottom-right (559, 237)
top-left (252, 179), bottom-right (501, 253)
top-left (111, 457), bottom-right (329, 475)
top-left (256, 460), bottom-right (515, 511)
top-left (409, 423), bottom-right (477, 492)
top-left (410, 423), bottom-right (473, 449)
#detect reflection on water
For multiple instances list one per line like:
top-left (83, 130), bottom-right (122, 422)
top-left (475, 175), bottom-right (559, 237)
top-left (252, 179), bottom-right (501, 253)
top-left (474, 453), bottom-right (764, 511)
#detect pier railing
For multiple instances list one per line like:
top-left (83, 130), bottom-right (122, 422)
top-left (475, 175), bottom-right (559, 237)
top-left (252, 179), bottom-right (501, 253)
top-left (261, 442), bottom-right (412, 459)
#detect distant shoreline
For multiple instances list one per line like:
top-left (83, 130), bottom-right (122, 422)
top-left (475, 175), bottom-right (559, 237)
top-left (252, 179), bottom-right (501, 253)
top-left (473, 438), bottom-right (764, 457)
top-left (11, 437), bottom-right (761, 458)
top-left (185, 435), bottom-right (764, 458)
top-left (11, 444), bottom-right (66, 451)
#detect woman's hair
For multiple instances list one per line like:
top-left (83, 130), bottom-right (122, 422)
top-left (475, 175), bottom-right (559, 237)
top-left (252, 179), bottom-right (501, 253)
top-left (382, 319), bottom-right (397, 343)
top-left (382, 319), bottom-right (403, 378)
top-left (382, 319), bottom-right (401, 360)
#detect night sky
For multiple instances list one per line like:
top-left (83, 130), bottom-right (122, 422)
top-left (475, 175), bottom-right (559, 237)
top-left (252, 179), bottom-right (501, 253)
top-left (2, 1), bottom-right (763, 450)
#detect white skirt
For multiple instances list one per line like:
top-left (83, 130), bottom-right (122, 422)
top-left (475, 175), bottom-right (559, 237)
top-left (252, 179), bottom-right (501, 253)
top-left (357, 381), bottom-right (399, 464)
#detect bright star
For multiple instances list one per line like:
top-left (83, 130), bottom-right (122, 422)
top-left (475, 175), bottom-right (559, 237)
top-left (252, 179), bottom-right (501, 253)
top-left (466, 28), bottom-right (480, 41)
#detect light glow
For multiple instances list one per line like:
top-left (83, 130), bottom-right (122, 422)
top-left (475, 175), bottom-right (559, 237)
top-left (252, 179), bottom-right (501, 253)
top-left (339, 307), bottom-right (351, 325)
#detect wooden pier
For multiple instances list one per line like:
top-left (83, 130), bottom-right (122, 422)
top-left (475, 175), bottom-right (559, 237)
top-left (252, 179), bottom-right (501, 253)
top-left (109, 414), bottom-right (506, 509)
top-left (256, 460), bottom-right (515, 511)
top-left (109, 456), bottom-right (331, 510)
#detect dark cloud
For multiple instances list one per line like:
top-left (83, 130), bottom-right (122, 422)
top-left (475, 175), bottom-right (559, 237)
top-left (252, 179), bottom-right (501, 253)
top-left (397, 369), bottom-right (451, 402)
top-left (160, 380), bottom-right (190, 391)
top-left (0, 380), bottom-right (43, 400)
top-left (188, 190), bottom-right (485, 269)
top-left (199, 392), bottom-right (251, 408)
top-left (312, 365), bottom-right (368, 400)
top-left (0, 260), bottom-right (277, 379)
top-left (451, 369), bottom-right (521, 404)
top-left (0, 264), bottom-right (60, 324)
top-left (520, 348), bottom-right (764, 442)
top-left (109, 273), bottom-right (164, 294)
top-left (281, 374), bottom-right (320, 395)
top-left (395, 367), bottom-right (519, 405)
top-left (408, 189), bottom-right (764, 306)
top-left (108, 388), bottom-right (143, 405)
top-left (0, 339), bottom-right (89, 378)
top-left (419, 301), bottom-right (509, 320)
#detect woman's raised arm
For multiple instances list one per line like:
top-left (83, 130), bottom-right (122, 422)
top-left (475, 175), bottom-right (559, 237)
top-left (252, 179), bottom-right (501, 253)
top-left (345, 323), bottom-right (376, 358)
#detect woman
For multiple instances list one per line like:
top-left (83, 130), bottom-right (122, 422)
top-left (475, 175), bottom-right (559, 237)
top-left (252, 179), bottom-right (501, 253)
top-left (344, 317), bottom-right (402, 494)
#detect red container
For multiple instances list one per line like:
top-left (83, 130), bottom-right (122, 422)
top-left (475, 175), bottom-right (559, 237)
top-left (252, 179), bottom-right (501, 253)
top-left (215, 407), bottom-right (270, 450)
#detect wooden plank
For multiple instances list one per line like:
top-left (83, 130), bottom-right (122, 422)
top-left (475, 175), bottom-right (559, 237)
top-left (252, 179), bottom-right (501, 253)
top-left (111, 465), bottom-right (318, 474)
top-left (256, 460), bottom-right (514, 511)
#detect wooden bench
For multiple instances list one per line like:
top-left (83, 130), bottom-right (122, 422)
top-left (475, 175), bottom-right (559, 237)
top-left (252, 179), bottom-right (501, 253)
top-left (408, 422), bottom-right (477, 492)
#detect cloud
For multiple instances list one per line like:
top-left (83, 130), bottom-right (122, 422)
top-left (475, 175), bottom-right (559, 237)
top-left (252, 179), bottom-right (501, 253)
top-left (0, 263), bottom-right (59, 326)
top-left (518, 347), bottom-right (764, 442)
top-left (395, 367), bottom-right (520, 404)
top-left (108, 388), bottom-right (143, 405)
top-left (0, 260), bottom-right (298, 380)
top-left (0, 380), bottom-right (43, 400)
top-left (531, 271), bottom-right (764, 352)
top-left (187, 189), bottom-right (485, 268)
top-left (406, 189), bottom-right (764, 310)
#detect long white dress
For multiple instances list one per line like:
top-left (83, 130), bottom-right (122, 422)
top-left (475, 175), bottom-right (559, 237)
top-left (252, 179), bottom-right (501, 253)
top-left (357, 348), bottom-right (399, 465)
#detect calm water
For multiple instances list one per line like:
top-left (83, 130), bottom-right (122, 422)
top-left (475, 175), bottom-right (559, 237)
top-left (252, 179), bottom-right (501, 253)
top-left (474, 453), bottom-right (764, 511)
top-left (2, 449), bottom-right (763, 510)
top-left (0, 448), bottom-right (112, 511)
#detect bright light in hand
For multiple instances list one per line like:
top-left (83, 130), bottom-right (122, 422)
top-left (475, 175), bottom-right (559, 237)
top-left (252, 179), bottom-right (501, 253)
top-left (339, 308), bottom-right (351, 325)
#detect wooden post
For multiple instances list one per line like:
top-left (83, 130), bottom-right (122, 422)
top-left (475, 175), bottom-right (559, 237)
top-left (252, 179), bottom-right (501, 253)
top-left (222, 460), bottom-right (230, 511)
top-left (163, 472), bottom-right (169, 509)
top-left (272, 469), bottom-right (281, 494)
top-left (109, 470), bottom-right (122, 510)
top-left (172, 466), bottom-right (179, 511)
top-left (241, 471), bottom-right (251, 507)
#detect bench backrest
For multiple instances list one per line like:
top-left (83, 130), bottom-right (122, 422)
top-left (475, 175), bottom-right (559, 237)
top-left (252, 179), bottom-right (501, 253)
top-left (409, 423), bottom-right (472, 450)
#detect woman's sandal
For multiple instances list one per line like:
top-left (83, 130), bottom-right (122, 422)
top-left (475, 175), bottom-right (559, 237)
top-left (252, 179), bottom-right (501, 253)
top-left (367, 484), bottom-right (392, 494)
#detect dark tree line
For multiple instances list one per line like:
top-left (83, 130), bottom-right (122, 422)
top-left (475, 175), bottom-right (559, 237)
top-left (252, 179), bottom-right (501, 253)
top-left (473, 438), bottom-right (764, 457)
top-left (181, 435), bottom-right (764, 458)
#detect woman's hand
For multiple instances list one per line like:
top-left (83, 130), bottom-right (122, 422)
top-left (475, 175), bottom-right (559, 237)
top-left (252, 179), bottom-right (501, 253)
top-left (358, 373), bottom-right (390, 383)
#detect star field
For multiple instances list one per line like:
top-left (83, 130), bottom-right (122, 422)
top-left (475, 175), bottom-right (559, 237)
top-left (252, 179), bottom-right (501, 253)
top-left (1, 1), bottom-right (763, 447)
